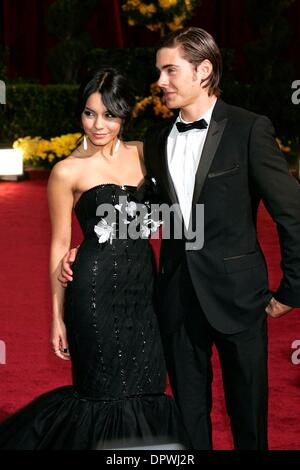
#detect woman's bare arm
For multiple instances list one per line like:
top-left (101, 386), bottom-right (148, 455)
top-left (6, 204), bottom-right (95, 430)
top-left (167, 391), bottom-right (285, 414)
top-left (47, 161), bottom-right (74, 359)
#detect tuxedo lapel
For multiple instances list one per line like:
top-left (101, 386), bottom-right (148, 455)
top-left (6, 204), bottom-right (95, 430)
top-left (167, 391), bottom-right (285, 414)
top-left (155, 100), bottom-right (228, 230)
top-left (192, 99), bottom-right (228, 207)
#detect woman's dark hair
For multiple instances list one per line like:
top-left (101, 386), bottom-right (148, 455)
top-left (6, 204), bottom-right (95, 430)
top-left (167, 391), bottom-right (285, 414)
top-left (76, 68), bottom-right (136, 131)
top-left (157, 27), bottom-right (222, 97)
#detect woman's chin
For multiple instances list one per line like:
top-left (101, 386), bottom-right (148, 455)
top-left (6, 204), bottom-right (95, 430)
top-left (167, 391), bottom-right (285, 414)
top-left (89, 137), bottom-right (111, 147)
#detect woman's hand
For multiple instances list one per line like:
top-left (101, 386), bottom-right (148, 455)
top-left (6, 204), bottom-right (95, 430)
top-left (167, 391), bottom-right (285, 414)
top-left (50, 316), bottom-right (70, 360)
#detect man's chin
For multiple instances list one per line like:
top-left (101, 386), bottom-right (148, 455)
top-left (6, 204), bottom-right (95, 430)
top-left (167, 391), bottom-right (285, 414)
top-left (165, 101), bottom-right (180, 110)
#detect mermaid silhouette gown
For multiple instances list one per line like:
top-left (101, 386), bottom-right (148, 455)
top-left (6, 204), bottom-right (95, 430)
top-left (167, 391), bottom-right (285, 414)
top-left (0, 181), bottom-right (187, 449)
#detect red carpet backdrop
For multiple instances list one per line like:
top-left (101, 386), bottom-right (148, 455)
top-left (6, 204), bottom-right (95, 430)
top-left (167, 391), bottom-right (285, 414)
top-left (0, 179), bottom-right (299, 449)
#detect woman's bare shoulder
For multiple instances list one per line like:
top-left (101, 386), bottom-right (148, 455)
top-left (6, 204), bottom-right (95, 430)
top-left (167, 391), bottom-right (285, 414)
top-left (125, 140), bottom-right (144, 158)
top-left (49, 156), bottom-right (80, 186)
top-left (125, 140), bottom-right (143, 148)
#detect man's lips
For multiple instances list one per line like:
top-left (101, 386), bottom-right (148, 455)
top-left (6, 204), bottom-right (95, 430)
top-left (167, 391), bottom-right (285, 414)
top-left (163, 91), bottom-right (176, 98)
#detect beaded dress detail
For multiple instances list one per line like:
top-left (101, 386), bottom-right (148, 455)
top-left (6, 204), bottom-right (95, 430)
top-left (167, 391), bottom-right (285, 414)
top-left (0, 179), bottom-right (187, 449)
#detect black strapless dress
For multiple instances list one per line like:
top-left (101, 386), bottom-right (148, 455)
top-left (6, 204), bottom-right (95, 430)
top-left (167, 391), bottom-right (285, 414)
top-left (0, 181), bottom-right (187, 449)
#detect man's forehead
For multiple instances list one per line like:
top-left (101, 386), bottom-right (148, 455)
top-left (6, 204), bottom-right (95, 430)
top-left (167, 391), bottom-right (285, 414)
top-left (156, 46), bottom-right (184, 68)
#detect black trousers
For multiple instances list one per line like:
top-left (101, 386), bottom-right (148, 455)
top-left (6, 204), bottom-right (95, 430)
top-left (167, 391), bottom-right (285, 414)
top-left (162, 275), bottom-right (268, 450)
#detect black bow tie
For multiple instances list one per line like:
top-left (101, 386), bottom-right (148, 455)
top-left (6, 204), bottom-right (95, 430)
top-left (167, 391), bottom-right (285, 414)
top-left (176, 118), bottom-right (208, 133)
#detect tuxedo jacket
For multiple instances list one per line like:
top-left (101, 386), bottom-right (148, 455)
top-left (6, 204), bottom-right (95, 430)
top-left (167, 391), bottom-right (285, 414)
top-left (144, 98), bottom-right (300, 335)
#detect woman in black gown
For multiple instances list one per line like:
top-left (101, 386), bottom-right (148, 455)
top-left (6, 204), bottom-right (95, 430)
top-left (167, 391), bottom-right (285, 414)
top-left (0, 69), bottom-right (187, 449)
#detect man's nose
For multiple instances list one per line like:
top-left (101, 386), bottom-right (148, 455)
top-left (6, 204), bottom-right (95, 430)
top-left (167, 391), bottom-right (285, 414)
top-left (157, 72), bottom-right (168, 88)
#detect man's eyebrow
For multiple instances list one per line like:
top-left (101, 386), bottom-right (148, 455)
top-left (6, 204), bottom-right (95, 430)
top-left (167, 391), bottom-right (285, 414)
top-left (156, 64), bottom-right (179, 71)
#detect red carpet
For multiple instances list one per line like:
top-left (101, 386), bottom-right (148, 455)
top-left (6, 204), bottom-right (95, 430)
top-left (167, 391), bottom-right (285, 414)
top-left (0, 179), bottom-right (299, 449)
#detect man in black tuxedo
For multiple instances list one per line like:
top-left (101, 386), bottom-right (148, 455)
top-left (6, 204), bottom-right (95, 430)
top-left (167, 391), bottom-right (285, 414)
top-left (59, 27), bottom-right (300, 449)
top-left (142, 27), bottom-right (300, 450)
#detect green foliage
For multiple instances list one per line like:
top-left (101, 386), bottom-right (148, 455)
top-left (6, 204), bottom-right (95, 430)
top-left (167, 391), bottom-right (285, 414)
top-left (244, 0), bottom-right (296, 84)
top-left (86, 46), bottom-right (234, 97)
top-left (122, 0), bottom-right (202, 35)
top-left (236, 0), bottom-right (300, 141)
top-left (45, 0), bottom-right (98, 82)
top-left (245, 0), bottom-right (295, 32)
top-left (48, 34), bottom-right (93, 83)
top-left (1, 38), bottom-right (299, 158)
top-left (82, 47), bottom-right (157, 96)
top-left (0, 84), bottom-right (79, 143)
top-left (0, 81), bottom-right (154, 144)
top-left (45, 0), bottom-right (98, 38)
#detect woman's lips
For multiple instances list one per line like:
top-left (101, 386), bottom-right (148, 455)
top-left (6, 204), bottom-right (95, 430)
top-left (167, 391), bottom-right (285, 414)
top-left (92, 133), bottom-right (107, 138)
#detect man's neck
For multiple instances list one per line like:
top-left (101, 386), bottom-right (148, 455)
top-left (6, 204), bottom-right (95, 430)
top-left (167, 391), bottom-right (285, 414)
top-left (180, 94), bottom-right (217, 122)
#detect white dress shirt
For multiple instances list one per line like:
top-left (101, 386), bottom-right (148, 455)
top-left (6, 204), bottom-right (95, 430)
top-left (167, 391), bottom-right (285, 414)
top-left (167, 100), bottom-right (217, 229)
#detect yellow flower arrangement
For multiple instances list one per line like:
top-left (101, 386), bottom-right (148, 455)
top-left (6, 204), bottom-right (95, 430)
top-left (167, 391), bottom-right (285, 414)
top-left (167, 13), bottom-right (187, 31)
top-left (138, 3), bottom-right (157, 15)
top-left (159, 0), bottom-right (178, 8)
top-left (133, 83), bottom-right (174, 119)
top-left (122, 0), bottom-right (201, 35)
top-left (13, 133), bottom-right (82, 168)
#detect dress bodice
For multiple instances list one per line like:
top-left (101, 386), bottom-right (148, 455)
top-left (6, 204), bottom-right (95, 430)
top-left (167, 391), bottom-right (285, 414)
top-left (74, 179), bottom-right (157, 243)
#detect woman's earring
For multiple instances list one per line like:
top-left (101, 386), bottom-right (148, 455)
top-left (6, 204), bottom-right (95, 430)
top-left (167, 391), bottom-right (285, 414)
top-left (114, 138), bottom-right (120, 154)
top-left (83, 135), bottom-right (88, 150)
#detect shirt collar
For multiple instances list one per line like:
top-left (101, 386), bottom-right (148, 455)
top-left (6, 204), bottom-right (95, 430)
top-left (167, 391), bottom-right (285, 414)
top-left (176, 98), bottom-right (217, 129)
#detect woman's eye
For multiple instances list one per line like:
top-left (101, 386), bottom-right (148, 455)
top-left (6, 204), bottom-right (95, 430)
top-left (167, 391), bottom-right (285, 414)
top-left (168, 68), bottom-right (176, 74)
top-left (83, 110), bottom-right (94, 117)
top-left (105, 112), bottom-right (115, 119)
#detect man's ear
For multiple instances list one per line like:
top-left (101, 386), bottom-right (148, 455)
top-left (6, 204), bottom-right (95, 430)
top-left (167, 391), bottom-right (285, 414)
top-left (197, 59), bottom-right (212, 83)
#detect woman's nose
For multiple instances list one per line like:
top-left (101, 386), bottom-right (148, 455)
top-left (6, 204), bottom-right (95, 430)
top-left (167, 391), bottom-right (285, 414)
top-left (94, 116), bottom-right (104, 129)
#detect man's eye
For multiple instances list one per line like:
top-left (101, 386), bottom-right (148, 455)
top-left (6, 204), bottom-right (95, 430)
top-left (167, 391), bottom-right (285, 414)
top-left (168, 68), bottom-right (176, 74)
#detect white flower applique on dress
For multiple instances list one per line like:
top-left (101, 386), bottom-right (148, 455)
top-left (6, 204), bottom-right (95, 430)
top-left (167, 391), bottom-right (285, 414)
top-left (94, 198), bottom-right (163, 244)
top-left (94, 219), bottom-right (116, 244)
top-left (125, 201), bottom-right (137, 218)
top-left (140, 211), bottom-right (163, 238)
